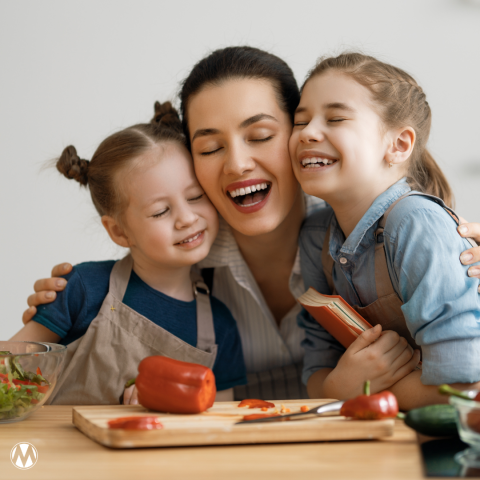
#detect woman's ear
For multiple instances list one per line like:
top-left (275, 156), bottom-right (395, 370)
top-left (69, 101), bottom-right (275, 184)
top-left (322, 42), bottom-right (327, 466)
top-left (101, 215), bottom-right (130, 248)
top-left (385, 126), bottom-right (416, 167)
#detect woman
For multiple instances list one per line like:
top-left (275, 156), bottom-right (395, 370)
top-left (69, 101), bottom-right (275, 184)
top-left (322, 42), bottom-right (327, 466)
top-left (23, 47), bottom-right (480, 400)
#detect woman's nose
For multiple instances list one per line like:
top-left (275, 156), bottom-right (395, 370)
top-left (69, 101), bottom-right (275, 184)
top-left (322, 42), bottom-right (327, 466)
top-left (175, 204), bottom-right (199, 230)
top-left (223, 142), bottom-right (256, 176)
top-left (298, 120), bottom-right (325, 144)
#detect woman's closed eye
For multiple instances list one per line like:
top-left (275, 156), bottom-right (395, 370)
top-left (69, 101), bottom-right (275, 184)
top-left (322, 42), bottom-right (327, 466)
top-left (250, 135), bottom-right (273, 143)
top-left (200, 147), bottom-right (222, 156)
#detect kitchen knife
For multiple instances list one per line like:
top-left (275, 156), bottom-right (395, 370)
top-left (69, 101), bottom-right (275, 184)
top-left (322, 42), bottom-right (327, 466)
top-left (235, 400), bottom-right (345, 425)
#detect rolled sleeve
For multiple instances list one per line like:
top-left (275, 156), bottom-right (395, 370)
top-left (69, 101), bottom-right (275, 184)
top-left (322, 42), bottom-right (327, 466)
top-left (386, 199), bottom-right (480, 385)
top-left (422, 338), bottom-right (480, 384)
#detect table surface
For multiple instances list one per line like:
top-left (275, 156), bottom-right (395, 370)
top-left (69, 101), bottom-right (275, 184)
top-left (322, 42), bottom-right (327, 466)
top-left (0, 405), bottom-right (432, 480)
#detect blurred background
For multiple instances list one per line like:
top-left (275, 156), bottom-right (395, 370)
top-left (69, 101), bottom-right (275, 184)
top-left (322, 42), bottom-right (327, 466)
top-left (1, 0), bottom-right (479, 339)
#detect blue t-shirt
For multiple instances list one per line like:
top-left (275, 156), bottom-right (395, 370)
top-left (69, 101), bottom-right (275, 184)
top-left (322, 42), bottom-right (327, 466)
top-left (33, 261), bottom-right (247, 391)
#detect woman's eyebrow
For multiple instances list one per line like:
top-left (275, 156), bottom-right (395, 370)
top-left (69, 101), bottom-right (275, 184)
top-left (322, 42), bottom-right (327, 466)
top-left (239, 113), bottom-right (278, 128)
top-left (191, 128), bottom-right (220, 142)
top-left (191, 113), bottom-right (277, 142)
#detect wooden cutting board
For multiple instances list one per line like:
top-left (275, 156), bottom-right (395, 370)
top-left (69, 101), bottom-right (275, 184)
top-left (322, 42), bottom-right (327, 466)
top-left (73, 399), bottom-right (394, 449)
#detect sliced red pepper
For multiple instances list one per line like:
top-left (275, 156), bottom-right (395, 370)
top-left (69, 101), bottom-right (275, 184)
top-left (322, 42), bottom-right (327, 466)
top-left (108, 416), bottom-right (163, 430)
top-left (36, 367), bottom-right (43, 376)
top-left (243, 413), bottom-right (282, 421)
top-left (135, 356), bottom-right (216, 414)
top-left (340, 381), bottom-right (399, 420)
top-left (238, 399), bottom-right (275, 409)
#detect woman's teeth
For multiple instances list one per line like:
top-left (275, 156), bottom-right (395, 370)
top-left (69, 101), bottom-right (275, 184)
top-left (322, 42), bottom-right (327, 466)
top-left (301, 157), bottom-right (336, 168)
top-left (229, 182), bottom-right (268, 198)
top-left (178, 231), bottom-right (202, 244)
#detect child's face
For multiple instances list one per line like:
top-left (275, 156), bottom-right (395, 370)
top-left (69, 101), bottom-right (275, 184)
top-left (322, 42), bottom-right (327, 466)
top-left (119, 143), bottom-right (219, 270)
top-left (289, 72), bottom-right (393, 204)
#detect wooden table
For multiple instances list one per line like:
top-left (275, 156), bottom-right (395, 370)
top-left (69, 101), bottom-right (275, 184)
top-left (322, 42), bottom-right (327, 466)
top-left (0, 405), bottom-right (428, 480)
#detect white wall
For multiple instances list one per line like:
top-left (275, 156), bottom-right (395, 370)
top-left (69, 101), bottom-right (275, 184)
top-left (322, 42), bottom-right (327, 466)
top-left (1, 0), bottom-right (479, 339)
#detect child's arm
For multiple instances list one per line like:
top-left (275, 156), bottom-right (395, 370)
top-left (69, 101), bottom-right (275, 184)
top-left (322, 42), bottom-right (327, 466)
top-left (389, 371), bottom-right (480, 410)
top-left (10, 320), bottom-right (61, 343)
top-left (306, 324), bottom-right (420, 400)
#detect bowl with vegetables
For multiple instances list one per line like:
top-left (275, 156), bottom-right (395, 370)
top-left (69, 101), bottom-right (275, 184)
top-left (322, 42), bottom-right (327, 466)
top-left (0, 341), bottom-right (66, 423)
top-left (439, 385), bottom-right (480, 467)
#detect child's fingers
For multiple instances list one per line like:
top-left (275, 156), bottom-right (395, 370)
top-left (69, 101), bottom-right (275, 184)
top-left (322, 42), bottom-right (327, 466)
top-left (372, 330), bottom-right (404, 354)
top-left (22, 306), bottom-right (37, 324)
top-left (387, 339), bottom-right (414, 370)
top-left (348, 324), bottom-right (382, 354)
top-left (392, 349), bottom-right (421, 382)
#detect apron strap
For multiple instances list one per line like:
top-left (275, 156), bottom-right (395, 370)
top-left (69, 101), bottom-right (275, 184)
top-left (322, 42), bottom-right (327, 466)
top-left (321, 224), bottom-right (336, 294)
top-left (109, 254), bottom-right (134, 300)
top-left (190, 270), bottom-right (216, 351)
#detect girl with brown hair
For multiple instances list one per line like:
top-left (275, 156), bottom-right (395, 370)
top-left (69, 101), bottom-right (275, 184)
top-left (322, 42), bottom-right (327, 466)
top-left (10, 103), bottom-right (247, 404)
top-left (290, 52), bottom-right (480, 409)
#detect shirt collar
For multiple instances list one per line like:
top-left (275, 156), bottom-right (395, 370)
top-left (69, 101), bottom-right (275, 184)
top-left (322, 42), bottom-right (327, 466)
top-left (331, 177), bottom-right (411, 256)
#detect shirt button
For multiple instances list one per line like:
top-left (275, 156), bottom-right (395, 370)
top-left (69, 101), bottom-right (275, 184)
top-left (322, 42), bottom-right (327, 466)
top-left (339, 257), bottom-right (348, 265)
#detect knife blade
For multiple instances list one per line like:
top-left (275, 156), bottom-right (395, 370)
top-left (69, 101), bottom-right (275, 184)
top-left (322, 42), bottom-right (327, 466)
top-left (235, 400), bottom-right (345, 425)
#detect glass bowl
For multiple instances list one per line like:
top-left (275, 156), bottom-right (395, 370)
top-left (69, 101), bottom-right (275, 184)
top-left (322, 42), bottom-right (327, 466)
top-left (450, 392), bottom-right (480, 467)
top-left (0, 341), bottom-right (66, 423)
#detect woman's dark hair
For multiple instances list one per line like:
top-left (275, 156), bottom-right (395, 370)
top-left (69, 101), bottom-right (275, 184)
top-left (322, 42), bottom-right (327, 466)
top-left (56, 101), bottom-right (186, 217)
top-left (179, 46), bottom-right (300, 144)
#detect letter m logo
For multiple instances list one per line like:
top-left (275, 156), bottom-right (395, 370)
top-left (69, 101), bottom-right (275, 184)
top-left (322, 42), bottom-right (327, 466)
top-left (11, 442), bottom-right (38, 469)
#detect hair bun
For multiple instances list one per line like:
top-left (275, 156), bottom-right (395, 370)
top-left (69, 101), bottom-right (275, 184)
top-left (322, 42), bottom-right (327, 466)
top-left (151, 101), bottom-right (183, 134)
top-left (56, 145), bottom-right (90, 186)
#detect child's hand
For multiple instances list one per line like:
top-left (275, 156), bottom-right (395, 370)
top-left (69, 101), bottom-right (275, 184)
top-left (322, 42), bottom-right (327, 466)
top-left (323, 324), bottom-right (420, 399)
top-left (123, 383), bottom-right (139, 405)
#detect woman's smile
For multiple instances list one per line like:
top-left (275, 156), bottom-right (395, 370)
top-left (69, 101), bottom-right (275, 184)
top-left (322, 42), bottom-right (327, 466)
top-left (226, 178), bottom-right (272, 212)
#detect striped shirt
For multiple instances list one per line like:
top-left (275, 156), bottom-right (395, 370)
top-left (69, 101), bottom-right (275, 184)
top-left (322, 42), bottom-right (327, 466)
top-left (197, 194), bottom-right (326, 380)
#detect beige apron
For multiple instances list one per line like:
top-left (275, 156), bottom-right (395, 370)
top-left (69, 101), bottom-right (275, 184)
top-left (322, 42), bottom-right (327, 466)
top-left (321, 192), bottom-right (471, 351)
top-left (47, 255), bottom-right (218, 405)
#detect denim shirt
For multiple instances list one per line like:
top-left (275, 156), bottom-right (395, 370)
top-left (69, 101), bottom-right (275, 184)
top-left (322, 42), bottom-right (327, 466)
top-left (298, 178), bottom-right (480, 386)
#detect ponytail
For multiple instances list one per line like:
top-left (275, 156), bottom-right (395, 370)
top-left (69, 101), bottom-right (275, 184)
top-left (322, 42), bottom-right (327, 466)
top-left (408, 149), bottom-right (454, 208)
top-left (56, 145), bottom-right (90, 186)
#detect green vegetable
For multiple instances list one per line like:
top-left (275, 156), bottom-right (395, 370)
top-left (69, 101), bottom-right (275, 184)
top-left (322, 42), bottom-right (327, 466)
top-left (404, 404), bottom-right (458, 437)
top-left (0, 352), bottom-right (49, 421)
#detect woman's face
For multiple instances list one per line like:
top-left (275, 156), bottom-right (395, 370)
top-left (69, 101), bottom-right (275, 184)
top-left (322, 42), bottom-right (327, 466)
top-left (187, 78), bottom-right (301, 237)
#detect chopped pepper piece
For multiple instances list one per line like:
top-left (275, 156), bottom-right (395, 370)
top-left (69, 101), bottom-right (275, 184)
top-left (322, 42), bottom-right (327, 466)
top-left (237, 399), bottom-right (275, 409)
top-left (135, 356), bottom-right (216, 414)
top-left (108, 416), bottom-right (163, 430)
top-left (340, 381), bottom-right (399, 420)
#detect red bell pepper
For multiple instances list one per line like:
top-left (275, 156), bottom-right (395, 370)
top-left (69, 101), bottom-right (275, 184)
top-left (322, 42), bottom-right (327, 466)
top-left (340, 381), bottom-right (399, 420)
top-left (135, 356), bottom-right (216, 414)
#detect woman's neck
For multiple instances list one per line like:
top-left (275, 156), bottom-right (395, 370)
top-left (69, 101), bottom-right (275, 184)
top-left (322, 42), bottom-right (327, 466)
top-left (232, 189), bottom-right (306, 275)
top-left (129, 253), bottom-right (194, 302)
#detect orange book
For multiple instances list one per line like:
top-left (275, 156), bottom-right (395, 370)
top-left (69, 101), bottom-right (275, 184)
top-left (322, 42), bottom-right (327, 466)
top-left (297, 287), bottom-right (373, 349)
